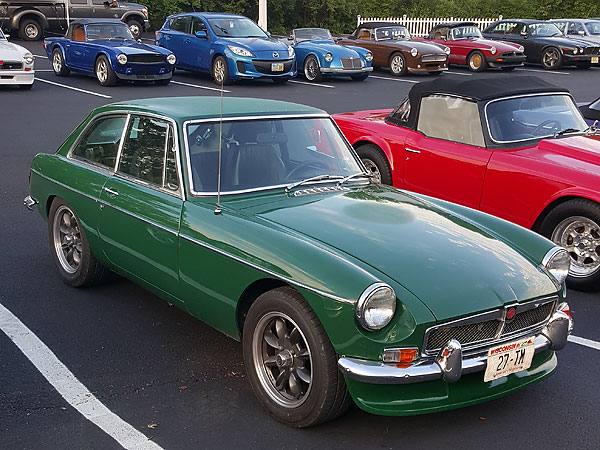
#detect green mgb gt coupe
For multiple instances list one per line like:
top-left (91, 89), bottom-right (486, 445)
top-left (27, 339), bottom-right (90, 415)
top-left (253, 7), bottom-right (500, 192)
top-left (25, 97), bottom-right (573, 427)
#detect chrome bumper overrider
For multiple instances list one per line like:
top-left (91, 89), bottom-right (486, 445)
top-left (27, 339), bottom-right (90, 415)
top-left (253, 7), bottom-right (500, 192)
top-left (23, 195), bottom-right (38, 211)
top-left (338, 311), bottom-right (571, 385)
top-left (320, 67), bottom-right (373, 74)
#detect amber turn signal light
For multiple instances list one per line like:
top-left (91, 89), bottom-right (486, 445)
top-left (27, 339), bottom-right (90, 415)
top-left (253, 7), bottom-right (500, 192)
top-left (382, 348), bottom-right (419, 364)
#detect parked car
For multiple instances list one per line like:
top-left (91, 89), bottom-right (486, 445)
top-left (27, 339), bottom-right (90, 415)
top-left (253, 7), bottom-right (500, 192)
top-left (156, 12), bottom-right (296, 85)
top-left (549, 19), bottom-right (600, 56)
top-left (0, 0), bottom-right (150, 41)
top-left (0, 29), bottom-right (34, 89)
top-left (44, 19), bottom-right (175, 86)
top-left (579, 96), bottom-right (600, 125)
top-left (333, 76), bottom-right (600, 291)
top-left (24, 96), bottom-right (573, 426)
top-left (336, 22), bottom-right (449, 76)
top-left (419, 22), bottom-right (526, 72)
top-left (482, 19), bottom-right (600, 69)
top-left (285, 28), bottom-right (373, 81)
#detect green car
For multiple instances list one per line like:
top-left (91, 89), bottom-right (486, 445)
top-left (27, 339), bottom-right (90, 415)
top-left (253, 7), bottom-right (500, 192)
top-left (25, 97), bottom-right (573, 427)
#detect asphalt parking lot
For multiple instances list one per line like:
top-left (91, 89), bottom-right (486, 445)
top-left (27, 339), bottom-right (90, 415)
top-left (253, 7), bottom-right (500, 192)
top-left (1, 38), bottom-right (599, 450)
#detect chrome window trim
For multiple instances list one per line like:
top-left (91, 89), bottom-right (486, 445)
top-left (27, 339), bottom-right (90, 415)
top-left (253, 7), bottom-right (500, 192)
top-left (421, 296), bottom-right (557, 357)
top-left (179, 233), bottom-right (355, 305)
top-left (373, 26), bottom-right (410, 41)
top-left (484, 92), bottom-right (585, 144)
top-left (182, 113), bottom-right (364, 197)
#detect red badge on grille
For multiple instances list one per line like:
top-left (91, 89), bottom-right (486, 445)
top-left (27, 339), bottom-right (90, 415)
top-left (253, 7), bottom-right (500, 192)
top-left (506, 307), bottom-right (516, 320)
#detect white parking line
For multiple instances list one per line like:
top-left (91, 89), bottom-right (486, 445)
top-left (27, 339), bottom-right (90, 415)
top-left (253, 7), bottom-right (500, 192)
top-left (568, 335), bottom-right (600, 350)
top-left (516, 68), bottom-right (571, 75)
top-left (289, 80), bottom-right (335, 88)
top-left (0, 303), bottom-right (164, 450)
top-left (171, 80), bottom-right (231, 93)
top-left (35, 69), bottom-right (54, 72)
top-left (34, 54), bottom-right (47, 58)
top-left (369, 75), bottom-right (419, 83)
top-left (36, 78), bottom-right (112, 98)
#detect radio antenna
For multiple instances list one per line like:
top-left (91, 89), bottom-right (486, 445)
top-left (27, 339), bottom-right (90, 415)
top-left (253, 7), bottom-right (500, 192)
top-left (214, 74), bottom-right (224, 215)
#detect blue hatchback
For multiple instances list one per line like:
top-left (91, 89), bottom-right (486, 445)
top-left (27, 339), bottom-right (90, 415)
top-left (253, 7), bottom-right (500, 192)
top-left (156, 12), bottom-right (296, 85)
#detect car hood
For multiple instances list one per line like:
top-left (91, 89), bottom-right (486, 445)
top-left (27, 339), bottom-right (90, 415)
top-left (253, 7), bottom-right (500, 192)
top-left (297, 40), bottom-right (360, 56)
top-left (375, 39), bottom-right (447, 54)
top-left (225, 37), bottom-right (291, 58)
top-left (531, 35), bottom-right (596, 47)
top-left (243, 186), bottom-right (557, 321)
top-left (0, 39), bottom-right (28, 60)
top-left (458, 38), bottom-right (523, 51)
top-left (96, 40), bottom-right (171, 55)
top-left (538, 134), bottom-right (600, 166)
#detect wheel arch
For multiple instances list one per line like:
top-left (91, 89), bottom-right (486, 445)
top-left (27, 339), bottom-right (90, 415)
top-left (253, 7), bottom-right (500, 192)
top-left (532, 194), bottom-right (600, 232)
top-left (10, 9), bottom-right (49, 31)
top-left (236, 278), bottom-right (290, 337)
top-left (352, 139), bottom-right (396, 176)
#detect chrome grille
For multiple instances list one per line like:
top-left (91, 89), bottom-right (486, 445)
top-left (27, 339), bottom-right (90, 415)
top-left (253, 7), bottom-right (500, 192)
top-left (0, 61), bottom-right (22, 70)
top-left (425, 319), bottom-right (500, 352)
top-left (501, 301), bottom-right (554, 335)
top-left (341, 57), bottom-right (362, 69)
top-left (421, 54), bottom-right (447, 63)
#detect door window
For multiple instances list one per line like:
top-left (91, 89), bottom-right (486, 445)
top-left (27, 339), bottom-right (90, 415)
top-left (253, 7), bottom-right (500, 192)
top-left (170, 16), bottom-right (190, 33)
top-left (190, 17), bottom-right (207, 35)
top-left (489, 22), bottom-right (519, 35)
top-left (567, 22), bottom-right (585, 35)
top-left (387, 97), bottom-right (411, 124)
top-left (417, 95), bottom-right (485, 147)
top-left (70, 0), bottom-right (87, 4)
top-left (71, 115), bottom-right (127, 169)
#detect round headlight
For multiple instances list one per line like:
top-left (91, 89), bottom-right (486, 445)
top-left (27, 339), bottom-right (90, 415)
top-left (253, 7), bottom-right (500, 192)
top-left (443, 46), bottom-right (450, 55)
top-left (117, 53), bottom-right (127, 65)
top-left (543, 247), bottom-right (571, 285)
top-left (490, 46), bottom-right (497, 55)
top-left (365, 52), bottom-right (373, 62)
top-left (518, 45), bottom-right (524, 52)
top-left (324, 52), bottom-right (333, 62)
top-left (410, 47), bottom-right (418, 57)
top-left (167, 53), bottom-right (176, 65)
top-left (579, 47), bottom-right (584, 54)
top-left (356, 283), bottom-right (396, 331)
top-left (23, 53), bottom-right (34, 64)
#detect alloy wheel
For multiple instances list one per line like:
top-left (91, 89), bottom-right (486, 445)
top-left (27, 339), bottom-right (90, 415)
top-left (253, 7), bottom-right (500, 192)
top-left (53, 52), bottom-right (62, 73)
top-left (96, 60), bottom-right (108, 83)
top-left (362, 158), bottom-right (382, 183)
top-left (390, 55), bottom-right (404, 75)
top-left (25, 24), bottom-right (38, 39)
top-left (214, 59), bottom-right (225, 84)
top-left (543, 49), bottom-right (560, 69)
top-left (551, 216), bottom-right (600, 277)
top-left (305, 58), bottom-right (319, 81)
top-left (469, 54), bottom-right (483, 70)
top-left (52, 205), bottom-right (82, 274)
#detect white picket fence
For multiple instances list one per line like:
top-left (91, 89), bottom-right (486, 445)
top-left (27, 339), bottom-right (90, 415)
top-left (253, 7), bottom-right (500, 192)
top-left (357, 14), bottom-right (503, 37)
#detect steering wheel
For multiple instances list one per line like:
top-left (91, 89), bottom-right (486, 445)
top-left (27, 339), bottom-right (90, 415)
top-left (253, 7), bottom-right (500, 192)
top-left (531, 119), bottom-right (562, 136)
top-left (285, 160), bottom-right (330, 181)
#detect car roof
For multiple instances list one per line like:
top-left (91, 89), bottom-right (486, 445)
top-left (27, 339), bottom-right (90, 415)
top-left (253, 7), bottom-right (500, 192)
top-left (496, 19), bottom-right (545, 24)
top-left (169, 12), bottom-right (246, 20)
top-left (357, 22), bottom-right (407, 30)
top-left (104, 97), bottom-right (326, 123)
top-left (70, 18), bottom-right (126, 26)
top-left (432, 22), bottom-right (477, 28)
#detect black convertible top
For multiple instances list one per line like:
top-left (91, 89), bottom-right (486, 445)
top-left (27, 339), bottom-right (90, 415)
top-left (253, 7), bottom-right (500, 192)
top-left (431, 22), bottom-right (477, 29)
top-left (356, 22), bottom-right (406, 30)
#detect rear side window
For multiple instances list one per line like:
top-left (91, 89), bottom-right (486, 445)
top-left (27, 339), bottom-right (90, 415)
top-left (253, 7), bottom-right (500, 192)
top-left (170, 16), bottom-right (190, 33)
top-left (71, 115), bottom-right (127, 169)
top-left (417, 95), bottom-right (485, 147)
top-left (488, 22), bottom-right (519, 35)
top-left (388, 97), bottom-right (411, 124)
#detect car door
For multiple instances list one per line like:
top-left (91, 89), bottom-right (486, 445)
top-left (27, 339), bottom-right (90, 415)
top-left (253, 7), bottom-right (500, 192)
top-left (164, 16), bottom-right (191, 67)
top-left (403, 94), bottom-right (492, 210)
top-left (64, 23), bottom-right (89, 70)
top-left (181, 16), bottom-right (211, 71)
top-left (97, 114), bottom-right (184, 303)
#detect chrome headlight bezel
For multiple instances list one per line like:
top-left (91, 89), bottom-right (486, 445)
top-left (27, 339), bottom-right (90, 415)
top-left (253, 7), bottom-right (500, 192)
top-left (490, 46), bottom-right (497, 55)
top-left (117, 53), bottom-right (128, 65)
top-left (356, 283), bottom-right (397, 331)
top-left (542, 247), bottom-right (571, 286)
top-left (228, 45), bottom-right (255, 57)
top-left (167, 53), bottom-right (176, 65)
top-left (443, 46), bottom-right (450, 55)
top-left (410, 47), bottom-right (418, 57)
top-left (365, 52), bottom-right (373, 62)
top-left (23, 52), bottom-right (34, 65)
top-left (324, 52), bottom-right (333, 62)
top-left (288, 45), bottom-right (295, 58)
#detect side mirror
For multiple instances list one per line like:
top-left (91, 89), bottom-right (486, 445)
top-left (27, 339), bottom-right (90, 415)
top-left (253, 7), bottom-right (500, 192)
top-left (578, 30), bottom-right (585, 36)
top-left (195, 30), bottom-right (208, 39)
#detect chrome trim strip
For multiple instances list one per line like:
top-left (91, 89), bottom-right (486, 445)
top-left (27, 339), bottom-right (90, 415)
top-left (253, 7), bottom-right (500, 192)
top-left (320, 67), bottom-right (373, 74)
top-left (113, 113), bottom-right (131, 172)
top-left (404, 147), bottom-right (421, 154)
top-left (179, 233), bottom-right (355, 305)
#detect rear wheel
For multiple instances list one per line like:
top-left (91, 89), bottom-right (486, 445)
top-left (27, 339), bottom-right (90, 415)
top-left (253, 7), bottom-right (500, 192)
top-left (540, 199), bottom-right (600, 291)
top-left (127, 18), bottom-right (143, 40)
top-left (389, 52), bottom-right (407, 76)
top-left (541, 47), bottom-right (562, 70)
top-left (303, 55), bottom-right (323, 81)
top-left (242, 287), bottom-right (351, 427)
top-left (19, 19), bottom-right (42, 41)
top-left (52, 48), bottom-right (70, 76)
top-left (467, 50), bottom-right (488, 72)
top-left (95, 55), bottom-right (117, 86)
top-left (355, 143), bottom-right (392, 185)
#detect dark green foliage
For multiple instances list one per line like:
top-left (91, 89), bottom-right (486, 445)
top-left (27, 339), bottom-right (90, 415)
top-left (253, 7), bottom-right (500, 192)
top-left (143, 0), bottom-right (600, 35)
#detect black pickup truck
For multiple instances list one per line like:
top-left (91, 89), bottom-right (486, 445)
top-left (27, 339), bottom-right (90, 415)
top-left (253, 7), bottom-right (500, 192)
top-left (0, 0), bottom-right (150, 40)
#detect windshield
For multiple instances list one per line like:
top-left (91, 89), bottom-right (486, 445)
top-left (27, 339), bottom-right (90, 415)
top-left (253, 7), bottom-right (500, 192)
top-left (451, 26), bottom-right (482, 39)
top-left (589, 97), bottom-right (600, 111)
top-left (486, 94), bottom-right (588, 143)
top-left (86, 24), bottom-right (134, 41)
top-left (375, 26), bottom-right (411, 41)
top-left (528, 23), bottom-right (562, 37)
top-left (186, 117), bottom-right (363, 194)
top-left (585, 21), bottom-right (600, 35)
top-left (207, 17), bottom-right (267, 38)
top-left (0, 30), bottom-right (5, 40)
top-left (294, 28), bottom-right (332, 42)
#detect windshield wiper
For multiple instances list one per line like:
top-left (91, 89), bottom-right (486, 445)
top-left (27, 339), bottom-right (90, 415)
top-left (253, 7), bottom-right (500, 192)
top-left (554, 128), bottom-right (580, 137)
top-left (214, 26), bottom-right (229, 35)
top-left (285, 174), bottom-right (344, 193)
top-left (337, 172), bottom-right (372, 186)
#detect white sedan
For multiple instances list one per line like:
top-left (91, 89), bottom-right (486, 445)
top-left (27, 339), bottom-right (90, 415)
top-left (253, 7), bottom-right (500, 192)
top-left (0, 30), bottom-right (34, 89)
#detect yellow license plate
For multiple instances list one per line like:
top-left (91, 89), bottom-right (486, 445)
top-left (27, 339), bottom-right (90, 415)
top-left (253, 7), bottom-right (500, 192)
top-left (592, 56), bottom-right (599, 64)
top-left (271, 63), bottom-right (284, 72)
top-left (484, 336), bottom-right (535, 382)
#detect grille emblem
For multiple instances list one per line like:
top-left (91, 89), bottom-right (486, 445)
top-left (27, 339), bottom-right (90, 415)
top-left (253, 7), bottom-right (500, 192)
top-left (273, 52), bottom-right (279, 58)
top-left (506, 307), bottom-right (516, 321)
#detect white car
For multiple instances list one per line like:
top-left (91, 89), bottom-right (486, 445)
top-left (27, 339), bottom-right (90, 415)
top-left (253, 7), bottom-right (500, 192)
top-left (0, 30), bottom-right (34, 89)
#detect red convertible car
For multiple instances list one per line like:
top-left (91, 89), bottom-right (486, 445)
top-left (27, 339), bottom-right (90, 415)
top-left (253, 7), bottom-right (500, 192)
top-left (419, 22), bottom-right (526, 72)
top-left (334, 76), bottom-right (600, 291)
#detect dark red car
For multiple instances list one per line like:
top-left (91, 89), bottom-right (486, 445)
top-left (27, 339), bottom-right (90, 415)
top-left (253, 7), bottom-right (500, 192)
top-left (334, 76), bottom-right (600, 291)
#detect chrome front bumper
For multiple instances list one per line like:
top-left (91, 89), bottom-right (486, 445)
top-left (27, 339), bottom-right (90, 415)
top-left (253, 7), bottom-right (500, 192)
top-left (338, 311), bottom-right (571, 385)
top-left (23, 195), bottom-right (38, 210)
top-left (320, 67), bottom-right (373, 74)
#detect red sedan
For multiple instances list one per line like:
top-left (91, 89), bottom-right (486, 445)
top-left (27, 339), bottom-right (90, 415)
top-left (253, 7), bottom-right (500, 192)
top-left (334, 76), bottom-right (600, 291)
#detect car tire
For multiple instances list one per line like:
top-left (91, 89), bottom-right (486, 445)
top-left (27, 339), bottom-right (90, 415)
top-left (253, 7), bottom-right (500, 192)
top-left (48, 198), bottom-right (108, 287)
top-left (355, 144), bottom-right (392, 185)
top-left (303, 55), bottom-right (323, 81)
top-left (19, 83), bottom-right (33, 90)
top-left (389, 52), bottom-right (407, 76)
top-left (52, 48), bottom-right (70, 76)
top-left (541, 47), bottom-right (562, 70)
top-left (350, 73), bottom-right (369, 81)
top-left (242, 286), bottom-right (351, 427)
top-left (212, 55), bottom-right (232, 85)
top-left (127, 18), bottom-right (143, 40)
top-left (155, 78), bottom-right (171, 86)
top-left (501, 66), bottom-right (516, 72)
top-left (19, 19), bottom-right (42, 41)
top-left (272, 77), bottom-right (289, 84)
top-left (539, 199), bottom-right (600, 291)
top-left (95, 55), bottom-right (117, 87)
top-left (467, 50), bottom-right (488, 72)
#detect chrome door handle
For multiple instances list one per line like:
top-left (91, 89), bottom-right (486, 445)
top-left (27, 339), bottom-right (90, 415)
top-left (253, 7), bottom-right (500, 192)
top-left (103, 187), bottom-right (119, 196)
top-left (185, 38), bottom-right (191, 43)
top-left (405, 147), bottom-right (421, 154)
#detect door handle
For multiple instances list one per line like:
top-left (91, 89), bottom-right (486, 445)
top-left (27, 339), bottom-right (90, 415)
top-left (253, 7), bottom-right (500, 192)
top-left (103, 187), bottom-right (119, 196)
top-left (404, 147), bottom-right (421, 154)
top-left (185, 38), bottom-right (191, 44)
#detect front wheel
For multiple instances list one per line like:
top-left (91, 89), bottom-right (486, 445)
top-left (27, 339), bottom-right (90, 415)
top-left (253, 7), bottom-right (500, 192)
top-left (540, 199), bottom-right (600, 291)
top-left (19, 19), bottom-right (42, 41)
top-left (355, 143), bottom-right (392, 185)
top-left (467, 50), bottom-right (488, 72)
top-left (389, 52), bottom-right (407, 76)
top-left (303, 55), bottom-right (323, 81)
top-left (212, 55), bottom-right (232, 85)
top-left (242, 287), bottom-right (351, 427)
top-left (95, 55), bottom-right (118, 86)
top-left (541, 47), bottom-right (562, 70)
top-left (127, 18), bottom-right (143, 40)
top-left (52, 48), bottom-right (70, 76)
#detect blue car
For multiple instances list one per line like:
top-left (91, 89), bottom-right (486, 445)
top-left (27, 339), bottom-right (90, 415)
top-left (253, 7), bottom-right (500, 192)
top-left (44, 19), bottom-right (176, 86)
top-left (578, 97), bottom-right (600, 126)
top-left (156, 12), bottom-right (296, 85)
top-left (288, 28), bottom-right (373, 82)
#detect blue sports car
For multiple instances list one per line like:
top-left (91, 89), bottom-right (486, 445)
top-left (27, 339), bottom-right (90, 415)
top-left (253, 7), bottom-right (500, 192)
top-left (156, 12), bottom-right (296, 85)
top-left (44, 19), bottom-right (175, 86)
top-left (288, 28), bottom-right (373, 82)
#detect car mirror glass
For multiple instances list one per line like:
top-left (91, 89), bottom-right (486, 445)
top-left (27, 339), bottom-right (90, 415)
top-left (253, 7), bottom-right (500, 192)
top-left (195, 30), bottom-right (207, 39)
